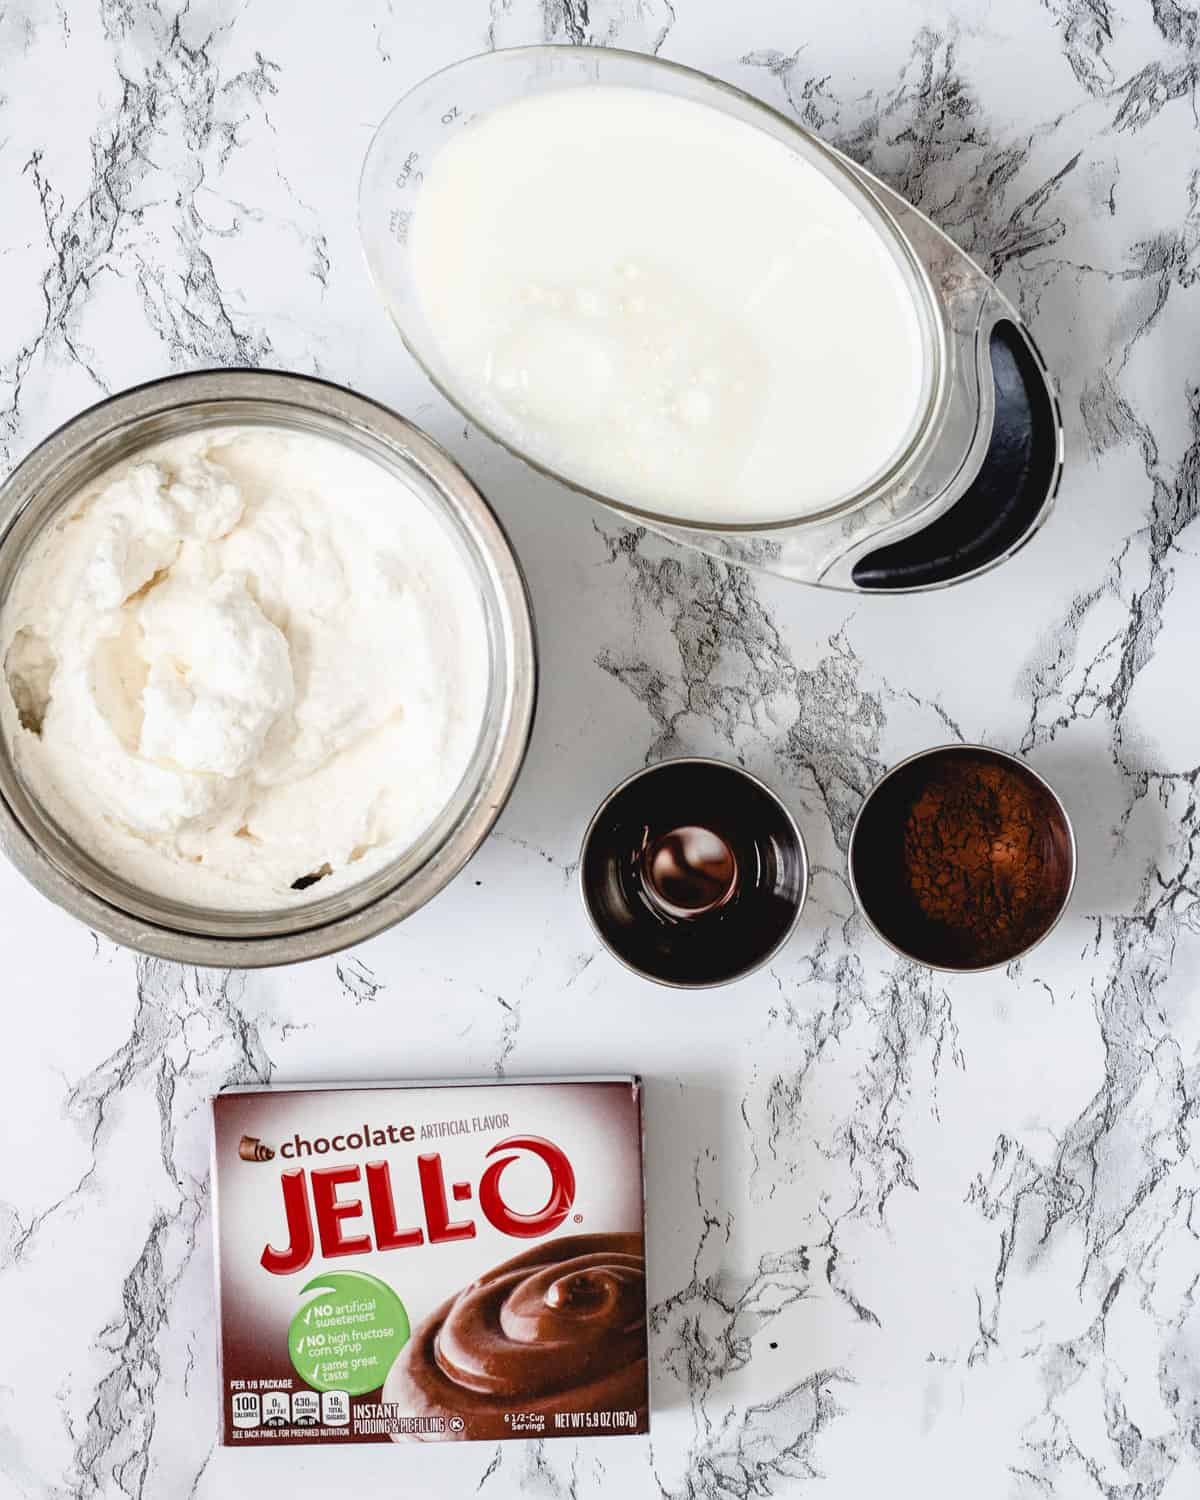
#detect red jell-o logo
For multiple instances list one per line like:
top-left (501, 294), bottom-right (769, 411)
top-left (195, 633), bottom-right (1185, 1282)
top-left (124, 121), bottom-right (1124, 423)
top-left (260, 1135), bottom-right (577, 1275)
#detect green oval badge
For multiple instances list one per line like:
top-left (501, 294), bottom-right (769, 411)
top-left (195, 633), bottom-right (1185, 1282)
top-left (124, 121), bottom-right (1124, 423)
top-left (287, 1270), bottom-right (410, 1395)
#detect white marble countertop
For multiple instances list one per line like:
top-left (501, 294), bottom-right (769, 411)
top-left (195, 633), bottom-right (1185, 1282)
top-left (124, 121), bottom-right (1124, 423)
top-left (2, 1), bottom-right (1199, 1495)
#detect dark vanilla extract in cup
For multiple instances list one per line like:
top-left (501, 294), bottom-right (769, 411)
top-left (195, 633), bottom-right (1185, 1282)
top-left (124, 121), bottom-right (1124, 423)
top-left (849, 746), bottom-right (1075, 971)
top-left (580, 758), bottom-right (809, 987)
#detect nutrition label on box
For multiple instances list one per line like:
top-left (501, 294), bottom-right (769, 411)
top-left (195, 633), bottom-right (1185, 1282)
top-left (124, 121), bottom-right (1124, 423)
top-left (228, 1379), bottom-right (356, 1441)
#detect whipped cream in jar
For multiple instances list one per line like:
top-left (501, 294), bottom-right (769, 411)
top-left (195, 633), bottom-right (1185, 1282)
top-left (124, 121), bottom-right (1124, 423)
top-left (0, 372), bottom-right (536, 964)
top-left (1, 423), bottom-right (488, 911)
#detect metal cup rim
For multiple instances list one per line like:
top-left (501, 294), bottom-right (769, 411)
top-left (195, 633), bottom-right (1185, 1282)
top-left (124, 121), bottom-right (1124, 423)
top-left (846, 742), bottom-right (1078, 973)
top-left (578, 756), bottom-right (810, 989)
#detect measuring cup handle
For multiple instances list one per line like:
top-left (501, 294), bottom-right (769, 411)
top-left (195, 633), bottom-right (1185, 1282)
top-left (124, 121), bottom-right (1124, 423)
top-left (850, 319), bottom-right (1063, 590)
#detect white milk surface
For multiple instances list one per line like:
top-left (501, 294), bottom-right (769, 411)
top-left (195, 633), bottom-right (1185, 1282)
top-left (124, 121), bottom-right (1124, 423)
top-left (409, 86), bottom-right (930, 526)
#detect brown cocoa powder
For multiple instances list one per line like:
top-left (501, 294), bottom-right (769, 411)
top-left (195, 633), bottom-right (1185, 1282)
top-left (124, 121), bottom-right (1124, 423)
top-left (902, 758), bottom-right (1059, 964)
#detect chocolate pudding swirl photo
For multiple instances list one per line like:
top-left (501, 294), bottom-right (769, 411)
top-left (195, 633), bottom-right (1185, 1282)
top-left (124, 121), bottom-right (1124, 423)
top-left (384, 1234), bottom-right (649, 1440)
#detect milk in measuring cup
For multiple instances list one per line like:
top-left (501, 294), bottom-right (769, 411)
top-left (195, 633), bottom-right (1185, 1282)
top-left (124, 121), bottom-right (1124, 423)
top-left (408, 86), bottom-right (931, 527)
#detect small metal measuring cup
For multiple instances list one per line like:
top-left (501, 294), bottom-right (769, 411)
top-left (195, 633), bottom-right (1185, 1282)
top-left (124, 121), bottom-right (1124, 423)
top-left (579, 757), bottom-right (808, 988)
top-left (847, 744), bottom-right (1077, 972)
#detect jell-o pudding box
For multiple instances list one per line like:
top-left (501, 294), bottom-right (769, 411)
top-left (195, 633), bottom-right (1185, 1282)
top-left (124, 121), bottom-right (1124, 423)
top-left (210, 1077), bottom-right (648, 1445)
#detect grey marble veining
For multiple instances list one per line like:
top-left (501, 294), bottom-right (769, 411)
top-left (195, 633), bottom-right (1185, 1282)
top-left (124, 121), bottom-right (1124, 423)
top-left (1, 0), bottom-right (1199, 1496)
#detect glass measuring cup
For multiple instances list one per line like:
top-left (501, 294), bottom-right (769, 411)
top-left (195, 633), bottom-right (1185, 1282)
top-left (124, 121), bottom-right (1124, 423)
top-left (359, 47), bottom-right (1063, 592)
